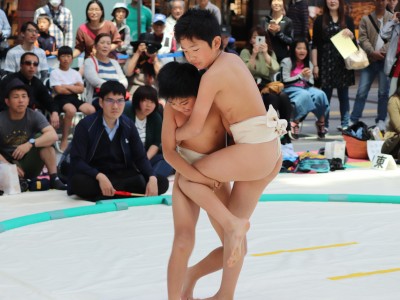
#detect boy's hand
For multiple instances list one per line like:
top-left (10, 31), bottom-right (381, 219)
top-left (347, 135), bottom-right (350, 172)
top-left (50, 112), bottom-right (60, 129)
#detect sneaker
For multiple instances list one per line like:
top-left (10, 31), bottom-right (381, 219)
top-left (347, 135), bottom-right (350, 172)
top-left (289, 121), bottom-right (300, 140)
top-left (377, 120), bottom-right (386, 132)
top-left (50, 176), bottom-right (67, 190)
top-left (315, 121), bottom-right (327, 139)
top-left (337, 125), bottom-right (349, 132)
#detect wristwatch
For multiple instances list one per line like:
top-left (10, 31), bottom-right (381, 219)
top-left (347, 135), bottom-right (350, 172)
top-left (28, 138), bottom-right (36, 147)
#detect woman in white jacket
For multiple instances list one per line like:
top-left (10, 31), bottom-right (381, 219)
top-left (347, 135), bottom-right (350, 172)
top-left (83, 33), bottom-right (128, 108)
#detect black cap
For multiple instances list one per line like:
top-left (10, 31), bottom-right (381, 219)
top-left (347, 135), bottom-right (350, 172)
top-left (6, 78), bottom-right (29, 98)
top-left (130, 33), bottom-right (162, 55)
top-left (220, 25), bottom-right (231, 36)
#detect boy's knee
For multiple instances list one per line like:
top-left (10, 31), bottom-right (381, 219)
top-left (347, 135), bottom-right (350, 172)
top-left (174, 231), bottom-right (195, 253)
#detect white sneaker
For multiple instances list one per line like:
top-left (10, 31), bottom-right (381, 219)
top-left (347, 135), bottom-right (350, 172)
top-left (377, 120), bottom-right (386, 132)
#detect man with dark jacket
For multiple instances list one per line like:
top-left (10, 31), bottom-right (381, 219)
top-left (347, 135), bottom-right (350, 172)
top-left (68, 80), bottom-right (169, 200)
top-left (0, 52), bottom-right (59, 128)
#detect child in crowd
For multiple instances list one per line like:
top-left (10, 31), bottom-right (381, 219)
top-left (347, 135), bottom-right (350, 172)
top-left (36, 14), bottom-right (57, 57)
top-left (158, 61), bottom-right (231, 300)
top-left (171, 9), bottom-right (287, 299)
top-left (281, 38), bottom-right (330, 139)
top-left (50, 46), bottom-right (95, 152)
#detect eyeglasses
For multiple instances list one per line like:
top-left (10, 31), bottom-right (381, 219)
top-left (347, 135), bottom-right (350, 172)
top-left (25, 28), bottom-right (39, 34)
top-left (22, 61), bottom-right (39, 67)
top-left (104, 98), bottom-right (125, 105)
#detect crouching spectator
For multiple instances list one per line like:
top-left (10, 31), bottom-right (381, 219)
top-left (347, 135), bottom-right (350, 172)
top-left (281, 38), bottom-right (330, 139)
top-left (50, 46), bottom-right (95, 152)
top-left (0, 79), bottom-right (66, 190)
top-left (68, 81), bottom-right (169, 201)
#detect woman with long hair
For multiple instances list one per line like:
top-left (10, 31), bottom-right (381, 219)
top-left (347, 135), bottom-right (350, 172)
top-left (73, 0), bottom-right (121, 59)
top-left (265, 0), bottom-right (294, 63)
top-left (311, 0), bottom-right (355, 132)
top-left (281, 38), bottom-right (330, 139)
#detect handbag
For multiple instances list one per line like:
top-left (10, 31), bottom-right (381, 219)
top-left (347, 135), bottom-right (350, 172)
top-left (345, 46), bottom-right (369, 70)
top-left (0, 163), bottom-right (21, 195)
top-left (260, 81), bottom-right (284, 94)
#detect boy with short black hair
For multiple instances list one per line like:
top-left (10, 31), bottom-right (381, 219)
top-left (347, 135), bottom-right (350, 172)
top-left (158, 61), bottom-right (230, 300)
top-left (171, 8), bottom-right (287, 299)
top-left (36, 14), bottom-right (57, 57)
top-left (50, 45), bottom-right (95, 152)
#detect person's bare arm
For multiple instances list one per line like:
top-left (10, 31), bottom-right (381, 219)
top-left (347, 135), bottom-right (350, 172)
top-left (162, 105), bottom-right (216, 187)
top-left (175, 74), bottom-right (217, 142)
top-left (12, 125), bottom-right (58, 160)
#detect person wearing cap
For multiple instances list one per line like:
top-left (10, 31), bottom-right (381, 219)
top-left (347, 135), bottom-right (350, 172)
top-left (111, 2), bottom-right (131, 54)
top-left (33, 0), bottom-right (73, 48)
top-left (151, 14), bottom-right (174, 55)
top-left (126, 0), bottom-right (153, 42)
top-left (0, 52), bottom-right (60, 130)
top-left (36, 14), bottom-right (58, 57)
top-left (0, 78), bottom-right (66, 190)
top-left (4, 22), bottom-right (49, 82)
top-left (220, 25), bottom-right (238, 55)
top-left (194, 0), bottom-right (222, 24)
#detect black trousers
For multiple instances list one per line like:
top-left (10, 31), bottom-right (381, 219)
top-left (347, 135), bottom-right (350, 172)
top-left (70, 169), bottom-right (169, 201)
top-left (262, 92), bottom-right (292, 132)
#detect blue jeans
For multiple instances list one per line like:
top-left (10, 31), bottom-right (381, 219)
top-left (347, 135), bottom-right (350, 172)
top-left (284, 86), bottom-right (330, 121)
top-left (350, 60), bottom-right (389, 123)
top-left (323, 87), bottom-right (350, 129)
top-left (151, 154), bottom-right (174, 177)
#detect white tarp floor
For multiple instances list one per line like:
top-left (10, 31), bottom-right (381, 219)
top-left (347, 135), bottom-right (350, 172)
top-left (1, 168), bottom-right (400, 300)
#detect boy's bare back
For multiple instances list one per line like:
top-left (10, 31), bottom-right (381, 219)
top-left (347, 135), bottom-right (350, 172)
top-left (199, 52), bottom-right (266, 125)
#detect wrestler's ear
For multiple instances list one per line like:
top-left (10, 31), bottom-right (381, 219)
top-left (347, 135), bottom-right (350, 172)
top-left (212, 36), bottom-right (222, 50)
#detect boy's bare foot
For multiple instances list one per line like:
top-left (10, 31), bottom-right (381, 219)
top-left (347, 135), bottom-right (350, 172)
top-left (181, 268), bottom-right (197, 300)
top-left (226, 218), bottom-right (249, 268)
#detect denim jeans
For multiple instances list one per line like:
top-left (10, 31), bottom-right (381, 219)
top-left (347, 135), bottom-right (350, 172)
top-left (323, 87), bottom-right (350, 129)
top-left (350, 60), bottom-right (389, 123)
top-left (284, 86), bottom-right (330, 121)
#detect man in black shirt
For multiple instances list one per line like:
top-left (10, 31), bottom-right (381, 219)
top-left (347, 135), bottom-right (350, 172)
top-left (0, 52), bottom-right (60, 129)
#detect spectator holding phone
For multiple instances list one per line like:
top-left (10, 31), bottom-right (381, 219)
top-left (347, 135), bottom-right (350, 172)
top-left (264, 0), bottom-right (294, 63)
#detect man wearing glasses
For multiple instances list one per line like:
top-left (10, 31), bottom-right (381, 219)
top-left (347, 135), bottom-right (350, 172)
top-left (67, 80), bottom-right (169, 201)
top-left (3, 22), bottom-right (49, 81)
top-left (0, 52), bottom-right (59, 129)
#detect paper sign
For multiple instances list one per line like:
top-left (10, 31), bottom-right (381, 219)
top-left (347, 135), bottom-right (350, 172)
top-left (330, 30), bottom-right (358, 59)
top-left (325, 141), bottom-right (346, 162)
top-left (371, 154), bottom-right (398, 170)
top-left (367, 140), bottom-right (385, 161)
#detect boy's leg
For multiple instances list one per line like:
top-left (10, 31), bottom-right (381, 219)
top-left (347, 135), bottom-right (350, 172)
top-left (179, 139), bottom-right (280, 267)
top-left (210, 159), bottom-right (282, 300)
top-left (61, 103), bottom-right (77, 151)
top-left (79, 102), bottom-right (96, 115)
top-left (179, 177), bottom-right (249, 268)
top-left (182, 183), bottom-right (231, 299)
top-left (168, 174), bottom-right (201, 300)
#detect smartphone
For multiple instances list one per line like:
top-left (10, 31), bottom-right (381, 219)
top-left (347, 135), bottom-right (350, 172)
top-left (256, 36), bottom-right (265, 45)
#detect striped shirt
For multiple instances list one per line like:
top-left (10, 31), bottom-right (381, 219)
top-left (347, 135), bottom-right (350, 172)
top-left (98, 60), bottom-right (120, 82)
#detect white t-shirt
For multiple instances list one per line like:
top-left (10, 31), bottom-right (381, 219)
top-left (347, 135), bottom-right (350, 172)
top-left (135, 116), bottom-right (147, 145)
top-left (4, 45), bottom-right (48, 78)
top-left (50, 68), bottom-right (83, 93)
